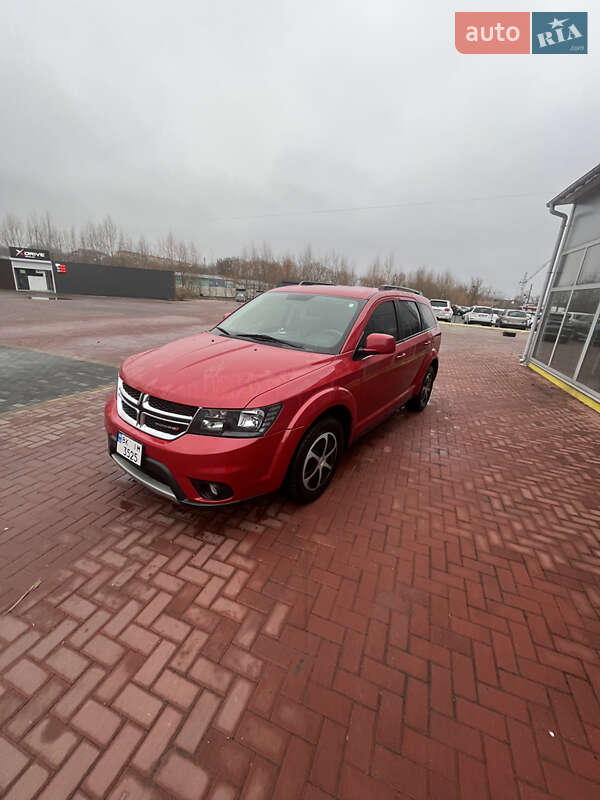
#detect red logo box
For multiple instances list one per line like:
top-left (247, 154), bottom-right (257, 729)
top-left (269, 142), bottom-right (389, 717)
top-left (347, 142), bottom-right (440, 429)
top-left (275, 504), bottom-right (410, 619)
top-left (455, 12), bottom-right (531, 54)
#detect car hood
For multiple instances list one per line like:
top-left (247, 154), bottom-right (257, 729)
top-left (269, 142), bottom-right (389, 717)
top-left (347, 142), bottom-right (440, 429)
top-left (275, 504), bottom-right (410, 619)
top-left (121, 332), bottom-right (333, 408)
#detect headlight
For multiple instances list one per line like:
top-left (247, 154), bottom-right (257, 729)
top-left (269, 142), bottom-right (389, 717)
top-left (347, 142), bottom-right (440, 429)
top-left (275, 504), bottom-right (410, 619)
top-left (188, 403), bottom-right (282, 437)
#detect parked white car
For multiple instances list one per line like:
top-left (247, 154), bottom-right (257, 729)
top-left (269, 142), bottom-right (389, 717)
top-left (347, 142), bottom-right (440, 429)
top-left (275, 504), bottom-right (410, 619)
top-left (430, 298), bottom-right (453, 322)
top-left (463, 306), bottom-right (495, 326)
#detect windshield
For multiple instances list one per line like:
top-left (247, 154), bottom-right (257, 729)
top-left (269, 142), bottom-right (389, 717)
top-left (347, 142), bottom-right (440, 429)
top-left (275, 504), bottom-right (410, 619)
top-left (213, 291), bottom-right (366, 353)
top-left (430, 299), bottom-right (448, 307)
top-left (473, 307), bottom-right (492, 314)
top-left (508, 311), bottom-right (527, 317)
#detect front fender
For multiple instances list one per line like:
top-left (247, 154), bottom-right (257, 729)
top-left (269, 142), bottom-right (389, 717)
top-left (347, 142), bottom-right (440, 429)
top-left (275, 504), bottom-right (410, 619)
top-left (288, 385), bottom-right (356, 434)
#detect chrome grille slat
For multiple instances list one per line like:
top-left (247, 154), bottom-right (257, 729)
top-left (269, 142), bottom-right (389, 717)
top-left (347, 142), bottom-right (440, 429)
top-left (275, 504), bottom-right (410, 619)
top-left (116, 378), bottom-right (198, 441)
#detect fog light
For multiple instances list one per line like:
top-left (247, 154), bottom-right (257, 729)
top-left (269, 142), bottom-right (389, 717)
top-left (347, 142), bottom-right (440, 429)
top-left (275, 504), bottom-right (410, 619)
top-left (190, 479), bottom-right (234, 501)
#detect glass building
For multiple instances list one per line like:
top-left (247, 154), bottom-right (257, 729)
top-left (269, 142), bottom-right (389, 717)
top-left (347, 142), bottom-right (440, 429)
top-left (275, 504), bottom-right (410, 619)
top-left (526, 164), bottom-right (600, 404)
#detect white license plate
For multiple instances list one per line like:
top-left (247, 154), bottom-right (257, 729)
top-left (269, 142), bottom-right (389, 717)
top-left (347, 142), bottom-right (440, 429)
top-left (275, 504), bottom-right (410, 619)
top-left (116, 432), bottom-right (143, 466)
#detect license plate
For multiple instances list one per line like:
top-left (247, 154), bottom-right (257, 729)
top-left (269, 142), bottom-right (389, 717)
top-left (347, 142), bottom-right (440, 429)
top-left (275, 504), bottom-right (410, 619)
top-left (116, 432), bottom-right (143, 466)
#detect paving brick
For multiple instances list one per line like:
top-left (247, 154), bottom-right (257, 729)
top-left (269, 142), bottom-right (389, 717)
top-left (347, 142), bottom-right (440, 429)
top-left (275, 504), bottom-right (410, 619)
top-left (156, 751), bottom-right (210, 800)
top-left (310, 718), bottom-right (345, 795)
top-left (4, 658), bottom-right (48, 696)
top-left (134, 639), bottom-right (177, 686)
top-left (304, 681), bottom-right (352, 726)
top-left (46, 646), bottom-right (89, 681)
top-left (24, 716), bottom-right (79, 767)
top-left (346, 703), bottom-right (376, 772)
top-left (30, 618), bottom-right (78, 659)
top-left (508, 717), bottom-right (546, 787)
top-left (272, 696), bottom-right (322, 743)
top-left (152, 612), bottom-right (191, 642)
top-left (484, 736), bottom-right (519, 800)
top-left (214, 677), bottom-right (255, 735)
top-left (132, 705), bottom-right (182, 772)
top-left (339, 761), bottom-right (398, 800)
top-left (240, 756), bottom-right (277, 800)
top-left (376, 689), bottom-right (404, 752)
top-left (3, 763), bottom-right (49, 800)
top-left (458, 753), bottom-right (489, 800)
top-left (234, 610), bottom-right (265, 650)
top-left (190, 655), bottom-right (234, 694)
top-left (0, 736), bottom-right (29, 791)
top-left (430, 711), bottom-right (483, 760)
top-left (85, 722), bottom-right (143, 797)
top-left (37, 741), bottom-right (98, 800)
top-left (371, 745), bottom-right (428, 800)
top-left (83, 633), bottom-right (125, 666)
top-left (119, 623), bottom-right (159, 655)
top-left (95, 651), bottom-right (145, 703)
top-left (0, 615), bottom-right (28, 643)
top-left (237, 713), bottom-right (288, 762)
top-left (113, 683), bottom-right (163, 728)
top-left (72, 698), bottom-right (122, 745)
top-left (402, 726), bottom-right (457, 782)
top-left (154, 668), bottom-right (199, 709)
top-left (0, 630), bottom-right (40, 671)
top-left (222, 644), bottom-right (264, 680)
top-left (60, 593), bottom-right (97, 620)
top-left (271, 735), bottom-right (312, 800)
top-left (176, 690), bottom-right (221, 753)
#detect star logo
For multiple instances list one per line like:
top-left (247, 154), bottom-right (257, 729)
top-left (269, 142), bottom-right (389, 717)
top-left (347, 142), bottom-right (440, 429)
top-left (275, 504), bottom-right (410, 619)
top-left (549, 17), bottom-right (568, 29)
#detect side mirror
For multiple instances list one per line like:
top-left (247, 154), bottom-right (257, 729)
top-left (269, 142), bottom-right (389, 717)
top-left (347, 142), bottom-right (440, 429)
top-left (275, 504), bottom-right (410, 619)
top-left (363, 333), bottom-right (395, 355)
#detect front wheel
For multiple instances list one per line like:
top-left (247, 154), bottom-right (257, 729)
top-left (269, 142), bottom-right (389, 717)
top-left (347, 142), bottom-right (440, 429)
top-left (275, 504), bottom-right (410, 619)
top-left (407, 366), bottom-right (435, 412)
top-left (284, 417), bottom-right (344, 503)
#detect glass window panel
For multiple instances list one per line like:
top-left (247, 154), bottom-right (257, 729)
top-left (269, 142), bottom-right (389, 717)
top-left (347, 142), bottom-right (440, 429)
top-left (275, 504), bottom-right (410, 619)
top-left (364, 301), bottom-right (398, 340)
top-left (533, 290), bottom-right (571, 365)
top-left (577, 314), bottom-right (600, 395)
top-left (395, 300), bottom-right (422, 339)
top-left (555, 250), bottom-right (584, 286)
top-left (418, 303), bottom-right (436, 330)
top-left (550, 289), bottom-right (600, 378)
top-left (578, 243), bottom-right (600, 285)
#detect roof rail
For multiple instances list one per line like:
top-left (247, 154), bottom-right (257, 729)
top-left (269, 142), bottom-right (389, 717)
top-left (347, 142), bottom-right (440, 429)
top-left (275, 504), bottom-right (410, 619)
top-left (298, 280), bottom-right (335, 286)
top-left (378, 284), bottom-right (422, 295)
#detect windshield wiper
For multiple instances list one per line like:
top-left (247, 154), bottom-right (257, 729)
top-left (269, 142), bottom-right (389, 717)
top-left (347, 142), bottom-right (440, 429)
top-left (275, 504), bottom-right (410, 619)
top-left (213, 326), bottom-right (231, 335)
top-left (233, 332), bottom-right (304, 349)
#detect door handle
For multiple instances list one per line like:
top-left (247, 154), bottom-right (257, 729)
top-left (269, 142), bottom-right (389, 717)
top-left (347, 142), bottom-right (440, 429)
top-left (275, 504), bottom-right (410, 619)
top-left (395, 352), bottom-right (407, 360)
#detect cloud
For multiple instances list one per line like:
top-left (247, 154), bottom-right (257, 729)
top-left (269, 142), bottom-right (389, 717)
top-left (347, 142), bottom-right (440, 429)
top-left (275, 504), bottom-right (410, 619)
top-left (1, 0), bottom-right (597, 294)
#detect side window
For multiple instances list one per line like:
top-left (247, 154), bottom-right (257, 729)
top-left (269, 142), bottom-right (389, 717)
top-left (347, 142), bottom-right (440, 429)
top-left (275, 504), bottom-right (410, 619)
top-left (396, 300), bottom-right (422, 339)
top-left (417, 303), bottom-right (436, 331)
top-left (363, 301), bottom-right (398, 340)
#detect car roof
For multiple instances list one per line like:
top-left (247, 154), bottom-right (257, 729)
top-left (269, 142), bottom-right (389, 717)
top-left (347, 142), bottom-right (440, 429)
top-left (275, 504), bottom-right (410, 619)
top-left (269, 284), bottom-right (424, 301)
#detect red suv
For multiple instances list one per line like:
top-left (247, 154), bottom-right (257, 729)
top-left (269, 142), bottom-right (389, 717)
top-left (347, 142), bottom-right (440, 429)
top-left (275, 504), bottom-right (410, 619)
top-left (104, 284), bottom-right (441, 505)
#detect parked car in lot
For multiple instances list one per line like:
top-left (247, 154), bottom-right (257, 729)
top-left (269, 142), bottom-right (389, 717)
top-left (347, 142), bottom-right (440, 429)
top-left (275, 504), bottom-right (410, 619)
top-left (105, 284), bottom-right (442, 506)
top-left (430, 299), bottom-right (453, 322)
top-left (497, 309), bottom-right (529, 329)
top-left (463, 306), bottom-right (495, 326)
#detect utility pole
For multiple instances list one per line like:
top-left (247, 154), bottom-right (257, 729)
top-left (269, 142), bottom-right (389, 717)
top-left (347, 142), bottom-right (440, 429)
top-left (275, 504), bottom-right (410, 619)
top-left (518, 272), bottom-right (528, 304)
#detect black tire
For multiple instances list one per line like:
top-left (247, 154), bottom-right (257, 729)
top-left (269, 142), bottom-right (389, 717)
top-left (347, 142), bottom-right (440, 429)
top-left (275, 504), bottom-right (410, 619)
top-left (284, 416), bottom-right (344, 503)
top-left (407, 365), bottom-right (435, 412)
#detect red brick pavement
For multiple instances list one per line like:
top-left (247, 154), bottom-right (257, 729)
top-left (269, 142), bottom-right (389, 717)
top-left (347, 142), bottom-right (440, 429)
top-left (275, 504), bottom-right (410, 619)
top-left (1, 324), bottom-right (600, 799)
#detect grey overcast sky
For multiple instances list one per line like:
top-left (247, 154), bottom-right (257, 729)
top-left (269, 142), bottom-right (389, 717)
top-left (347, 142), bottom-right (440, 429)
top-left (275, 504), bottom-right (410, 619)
top-left (1, 0), bottom-right (599, 294)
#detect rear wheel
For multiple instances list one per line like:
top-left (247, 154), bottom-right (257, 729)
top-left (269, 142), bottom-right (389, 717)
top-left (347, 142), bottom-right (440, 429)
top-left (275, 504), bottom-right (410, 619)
top-left (285, 416), bottom-right (343, 503)
top-left (407, 366), bottom-right (435, 412)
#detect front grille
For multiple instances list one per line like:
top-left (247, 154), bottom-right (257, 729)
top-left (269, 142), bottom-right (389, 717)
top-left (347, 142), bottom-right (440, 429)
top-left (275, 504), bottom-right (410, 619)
top-left (144, 414), bottom-right (188, 436)
top-left (146, 396), bottom-right (197, 417)
top-left (117, 378), bottom-right (198, 441)
top-left (121, 399), bottom-right (138, 420)
top-left (123, 383), bottom-right (141, 401)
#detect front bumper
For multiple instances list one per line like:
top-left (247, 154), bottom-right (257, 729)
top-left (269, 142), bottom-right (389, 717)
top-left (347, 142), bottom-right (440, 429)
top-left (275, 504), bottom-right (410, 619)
top-left (105, 394), bottom-right (302, 505)
top-left (434, 312), bottom-right (453, 322)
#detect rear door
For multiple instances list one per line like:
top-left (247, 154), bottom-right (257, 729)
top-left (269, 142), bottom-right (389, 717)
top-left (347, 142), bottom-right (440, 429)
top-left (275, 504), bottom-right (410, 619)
top-left (395, 299), bottom-right (431, 388)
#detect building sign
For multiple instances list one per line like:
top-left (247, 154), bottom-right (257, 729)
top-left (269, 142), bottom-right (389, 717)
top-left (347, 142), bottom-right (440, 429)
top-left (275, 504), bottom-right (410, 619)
top-left (9, 246), bottom-right (51, 261)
